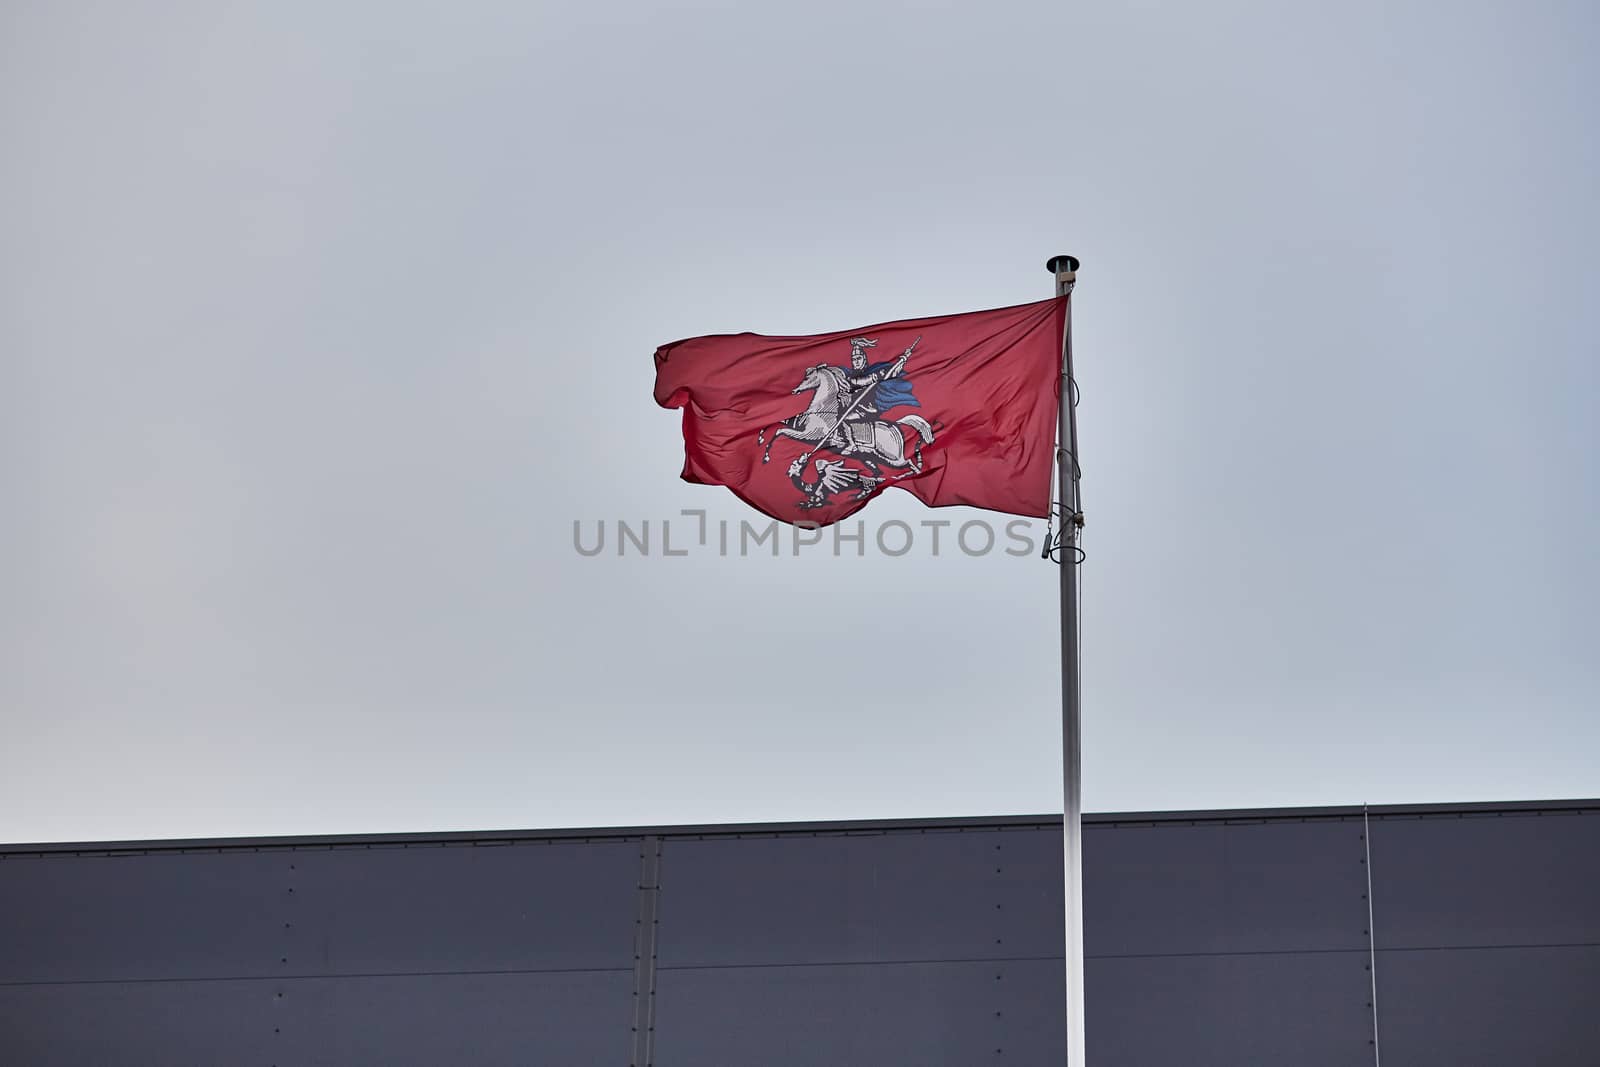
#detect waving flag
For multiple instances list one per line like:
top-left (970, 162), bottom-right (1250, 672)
top-left (653, 297), bottom-right (1066, 526)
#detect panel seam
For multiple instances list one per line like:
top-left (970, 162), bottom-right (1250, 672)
top-left (630, 835), bottom-right (662, 1067)
top-left (1365, 804), bottom-right (1382, 1066)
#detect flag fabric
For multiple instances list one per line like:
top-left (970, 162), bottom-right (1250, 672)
top-left (653, 297), bottom-right (1066, 527)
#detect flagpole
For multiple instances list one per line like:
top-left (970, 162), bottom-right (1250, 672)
top-left (1048, 253), bottom-right (1086, 1066)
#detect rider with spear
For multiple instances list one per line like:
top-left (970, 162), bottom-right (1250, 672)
top-left (834, 335), bottom-right (919, 453)
top-left (756, 333), bottom-right (931, 508)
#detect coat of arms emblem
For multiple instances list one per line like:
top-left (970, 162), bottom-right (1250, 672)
top-left (757, 335), bottom-right (937, 511)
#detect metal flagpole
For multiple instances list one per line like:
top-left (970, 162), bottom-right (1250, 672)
top-left (1047, 253), bottom-right (1086, 1065)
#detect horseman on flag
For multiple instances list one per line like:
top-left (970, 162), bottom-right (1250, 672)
top-left (840, 334), bottom-right (920, 421)
top-left (654, 297), bottom-right (1066, 527)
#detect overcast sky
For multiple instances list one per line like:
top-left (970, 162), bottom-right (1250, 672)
top-left (4, 1), bottom-right (1596, 844)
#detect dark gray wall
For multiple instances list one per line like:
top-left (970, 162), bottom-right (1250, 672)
top-left (1, 802), bottom-right (1595, 1065)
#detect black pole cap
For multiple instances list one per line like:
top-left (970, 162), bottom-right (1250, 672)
top-left (1046, 255), bottom-right (1080, 273)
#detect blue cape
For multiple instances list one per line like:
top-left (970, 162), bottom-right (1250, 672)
top-left (861, 361), bottom-right (920, 411)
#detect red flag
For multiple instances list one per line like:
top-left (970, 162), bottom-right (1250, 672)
top-left (653, 297), bottom-right (1065, 527)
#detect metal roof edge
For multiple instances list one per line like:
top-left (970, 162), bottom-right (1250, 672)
top-left (3, 797), bottom-right (1595, 856)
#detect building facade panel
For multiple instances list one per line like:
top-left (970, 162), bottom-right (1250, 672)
top-left (1083, 817), bottom-right (1371, 956)
top-left (272, 970), bottom-right (636, 1066)
top-left (0, 850), bottom-right (290, 983)
top-left (1374, 945), bottom-right (1600, 1067)
top-left (1368, 810), bottom-right (1600, 948)
top-left (0, 978), bottom-right (277, 1067)
top-left (653, 958), bottom-right (1066, 1065)
top-left (1086, 951), bottom-right (1374, 1067)
top-left (658, 828), bottom-right (1062, 968)
top-left (279, 838), bottom-right (640, 975)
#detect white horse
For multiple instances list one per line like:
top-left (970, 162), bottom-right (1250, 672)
top-left (758, 364), bottom-right (935, 471)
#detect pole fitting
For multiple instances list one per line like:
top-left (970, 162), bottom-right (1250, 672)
top-left (1046, 254), bottom-right (1080, 276)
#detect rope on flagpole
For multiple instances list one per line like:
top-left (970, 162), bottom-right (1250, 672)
top-left (1043, 503), bottom-right (1086, 564)
top-left (1043, 277), bottom-right (1085, 566)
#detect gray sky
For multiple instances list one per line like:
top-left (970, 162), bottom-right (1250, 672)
top-left (3, 1), bottom-right (1597, 844)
